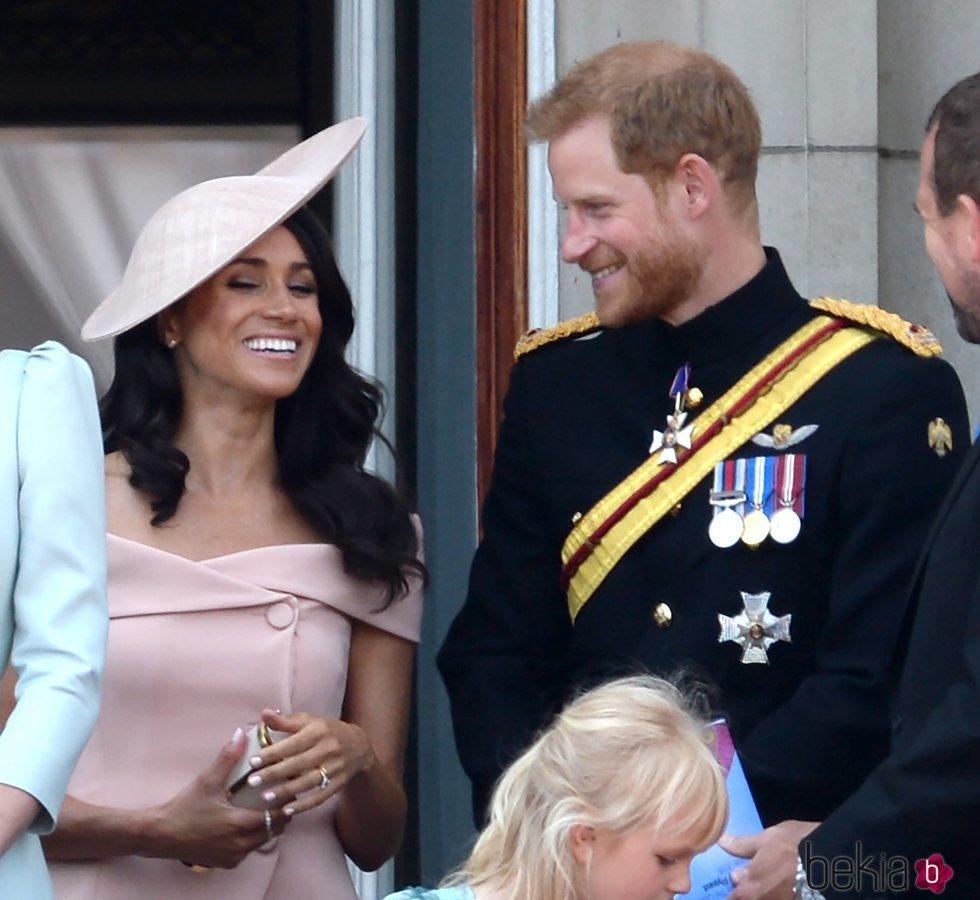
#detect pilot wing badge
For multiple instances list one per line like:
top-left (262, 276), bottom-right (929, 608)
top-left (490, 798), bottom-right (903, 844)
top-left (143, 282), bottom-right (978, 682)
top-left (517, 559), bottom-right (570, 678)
top-left (751, 423), bottom-right (818, 451)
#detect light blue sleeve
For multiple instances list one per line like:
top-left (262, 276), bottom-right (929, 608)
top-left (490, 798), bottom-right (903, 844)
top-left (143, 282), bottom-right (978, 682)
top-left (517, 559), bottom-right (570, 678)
top-left (383, 887), bottom-right (474, 900)
top-left (0, 341), bottom-right (108, 833)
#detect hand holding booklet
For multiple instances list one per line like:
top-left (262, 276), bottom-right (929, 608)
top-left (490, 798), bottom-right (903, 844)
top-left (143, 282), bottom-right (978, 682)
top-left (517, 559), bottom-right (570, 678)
top-left (681, 720), bottom-right (763, 899)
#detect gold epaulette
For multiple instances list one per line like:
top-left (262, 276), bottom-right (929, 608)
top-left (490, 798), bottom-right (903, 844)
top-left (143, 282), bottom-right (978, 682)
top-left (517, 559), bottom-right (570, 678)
top-left (810, 297), bottom-right (943, 357)
top-left (514, 312), bottom-right (602, 359)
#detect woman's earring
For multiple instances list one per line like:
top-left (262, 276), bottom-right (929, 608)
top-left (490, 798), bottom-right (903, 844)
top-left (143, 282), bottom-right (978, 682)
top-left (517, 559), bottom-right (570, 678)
top-left (167, 338), bottom-right (178, 349)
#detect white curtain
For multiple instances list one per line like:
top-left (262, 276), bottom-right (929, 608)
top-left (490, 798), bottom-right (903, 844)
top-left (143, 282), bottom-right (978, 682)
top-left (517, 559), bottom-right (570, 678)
top-left (0, 128), bottom-right (295, 384)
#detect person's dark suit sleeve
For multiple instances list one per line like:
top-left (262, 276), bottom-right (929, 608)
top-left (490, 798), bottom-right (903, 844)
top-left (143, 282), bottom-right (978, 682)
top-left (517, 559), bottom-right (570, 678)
top-left (737, 353), bottom-right (969, 823)
top-left (806, 563), bottom-right (980, 897)
top-left (437, 358), bottom-right (573, 825)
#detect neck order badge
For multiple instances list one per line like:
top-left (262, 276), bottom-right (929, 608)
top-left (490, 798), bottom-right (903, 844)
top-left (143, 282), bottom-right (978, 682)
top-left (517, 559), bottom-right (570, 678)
top-left (649, 363), bottom-right (696, 465)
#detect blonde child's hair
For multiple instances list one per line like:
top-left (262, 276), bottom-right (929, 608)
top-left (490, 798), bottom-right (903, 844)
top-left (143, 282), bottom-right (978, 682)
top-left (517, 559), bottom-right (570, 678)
top-left (447, 674), bottom-right (728, 900)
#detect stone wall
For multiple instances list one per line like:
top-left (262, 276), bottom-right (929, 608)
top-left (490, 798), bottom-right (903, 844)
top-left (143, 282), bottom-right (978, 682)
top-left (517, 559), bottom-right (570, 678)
top-left (547, 0), bottom-right (980, 423)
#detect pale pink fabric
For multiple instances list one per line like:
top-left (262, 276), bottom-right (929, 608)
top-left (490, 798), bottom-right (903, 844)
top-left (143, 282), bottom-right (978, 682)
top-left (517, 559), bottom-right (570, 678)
top-left (50, 533), bottom-right (422, 900)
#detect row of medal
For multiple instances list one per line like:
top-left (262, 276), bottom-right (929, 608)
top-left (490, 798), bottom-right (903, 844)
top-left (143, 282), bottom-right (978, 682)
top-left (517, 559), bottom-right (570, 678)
top-left (708, 453), bottom-right (806, 548)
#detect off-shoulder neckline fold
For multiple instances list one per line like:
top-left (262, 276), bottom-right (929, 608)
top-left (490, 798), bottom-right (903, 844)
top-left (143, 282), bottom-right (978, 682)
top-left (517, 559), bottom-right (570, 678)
top-left (107, 531), bottom-right (335, 564)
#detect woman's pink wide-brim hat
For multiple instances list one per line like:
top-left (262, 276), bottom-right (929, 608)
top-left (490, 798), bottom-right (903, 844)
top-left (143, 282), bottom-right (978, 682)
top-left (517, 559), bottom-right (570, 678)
top-left (81, 116), bottom-right (367, 341)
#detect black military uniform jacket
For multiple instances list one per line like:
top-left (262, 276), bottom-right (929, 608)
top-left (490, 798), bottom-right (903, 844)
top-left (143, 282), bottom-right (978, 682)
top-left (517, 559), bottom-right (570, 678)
top-left (438, 249), bottom-right (969, 826)
top-left (810, 436), bottom-right (980, 899)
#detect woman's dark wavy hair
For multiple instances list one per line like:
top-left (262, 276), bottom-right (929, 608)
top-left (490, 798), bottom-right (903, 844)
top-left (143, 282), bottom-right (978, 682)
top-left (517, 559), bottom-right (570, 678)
top-left (100, 204), bottom-right (424, 604)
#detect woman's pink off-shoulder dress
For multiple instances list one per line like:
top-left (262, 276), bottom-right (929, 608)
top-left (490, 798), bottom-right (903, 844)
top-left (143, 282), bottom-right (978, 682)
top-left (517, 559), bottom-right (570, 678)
top-left (50, 534), bottom-right (422, 900)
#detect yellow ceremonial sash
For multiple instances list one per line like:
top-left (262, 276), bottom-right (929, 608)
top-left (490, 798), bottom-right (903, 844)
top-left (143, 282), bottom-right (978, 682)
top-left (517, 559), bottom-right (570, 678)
top-left (562, 316), bottom-right (877, 622)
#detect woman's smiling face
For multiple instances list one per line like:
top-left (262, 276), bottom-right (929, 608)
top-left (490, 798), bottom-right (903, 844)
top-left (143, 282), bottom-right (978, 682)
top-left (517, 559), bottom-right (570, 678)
top-left (160, 225), bottom-right (322, 405)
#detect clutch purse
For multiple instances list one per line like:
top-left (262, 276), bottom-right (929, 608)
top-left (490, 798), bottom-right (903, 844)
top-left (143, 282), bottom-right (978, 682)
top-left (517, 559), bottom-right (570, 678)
top-left (226, 722), bottom-right (287, 810)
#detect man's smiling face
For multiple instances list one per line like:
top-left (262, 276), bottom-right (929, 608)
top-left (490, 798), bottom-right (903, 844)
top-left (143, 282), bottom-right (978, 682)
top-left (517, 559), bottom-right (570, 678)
top-left (548, 115), bottom-right (705, 328)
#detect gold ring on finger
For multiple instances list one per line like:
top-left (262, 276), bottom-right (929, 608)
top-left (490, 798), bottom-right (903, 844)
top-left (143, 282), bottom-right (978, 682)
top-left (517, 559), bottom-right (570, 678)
top-left (264, 808), bottom-right (274, 842)
top-left (317, 765), bottom-right (331, 789)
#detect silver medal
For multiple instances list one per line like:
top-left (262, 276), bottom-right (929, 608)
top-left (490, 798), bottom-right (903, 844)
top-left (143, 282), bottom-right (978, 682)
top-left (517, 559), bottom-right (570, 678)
top-left (771, 453), bottom-right (804, 544)
top-left (708, 488), bottom-right (745, 549)
top-left (769, 506), bottom-right (802, 544)
top-left (709, 507), bottom-right (744, 548)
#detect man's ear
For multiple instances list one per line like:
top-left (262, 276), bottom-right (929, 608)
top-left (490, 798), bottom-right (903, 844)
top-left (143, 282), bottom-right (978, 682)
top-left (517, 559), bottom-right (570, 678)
top-left (955, 193), bottom-right (980, 264)
top-left (569, 823), bottom-right (596, 866)
top-left (673, 152), bottom-right (717, 220)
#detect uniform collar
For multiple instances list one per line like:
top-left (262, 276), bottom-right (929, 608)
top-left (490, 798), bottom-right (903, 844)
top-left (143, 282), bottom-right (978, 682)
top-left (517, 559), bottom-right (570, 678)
top-left (655, 247), bottom-right (808, 364)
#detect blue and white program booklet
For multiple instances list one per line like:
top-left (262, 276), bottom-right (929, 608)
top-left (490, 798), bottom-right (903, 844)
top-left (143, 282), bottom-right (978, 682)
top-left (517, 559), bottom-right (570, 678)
top-left (681, 720), bottom-right (763, 900)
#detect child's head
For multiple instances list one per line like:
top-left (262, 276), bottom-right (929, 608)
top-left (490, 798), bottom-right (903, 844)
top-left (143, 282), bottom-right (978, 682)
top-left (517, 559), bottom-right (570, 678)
top-left (458, 675), bottom-right (727, 900)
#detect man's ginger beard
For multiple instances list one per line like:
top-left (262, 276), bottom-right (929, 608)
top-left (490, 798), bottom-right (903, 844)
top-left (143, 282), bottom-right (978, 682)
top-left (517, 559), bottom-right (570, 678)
top-left (589, 225), bottom-right (706, 328)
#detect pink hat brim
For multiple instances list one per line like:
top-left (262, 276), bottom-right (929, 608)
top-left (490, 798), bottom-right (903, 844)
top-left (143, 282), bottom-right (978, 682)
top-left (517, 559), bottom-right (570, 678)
top-left (82, 117), bottom-right (367, 341)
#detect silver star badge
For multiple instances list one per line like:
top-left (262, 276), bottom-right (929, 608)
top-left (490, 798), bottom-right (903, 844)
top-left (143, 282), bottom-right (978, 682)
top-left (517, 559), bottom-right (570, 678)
top-left (649, 411), bottom-right (695, 465)
top-left (718, 591), bottom-right (792, 664)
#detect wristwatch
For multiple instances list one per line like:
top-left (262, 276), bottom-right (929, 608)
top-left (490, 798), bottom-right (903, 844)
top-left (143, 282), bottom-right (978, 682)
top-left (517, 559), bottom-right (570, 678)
top-left (795, 854), bottom-right (826, 900)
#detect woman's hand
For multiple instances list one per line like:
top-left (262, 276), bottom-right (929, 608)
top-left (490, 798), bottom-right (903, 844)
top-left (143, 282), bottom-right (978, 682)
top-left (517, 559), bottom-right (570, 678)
top-left (43, 728), bottom-right (291, 866)
top-left (144, 728), bottom-right (290, 869)
top-left (242, 709), bottom-right (375, 817)
top-left (239, 624), bottom-right (416, 871)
